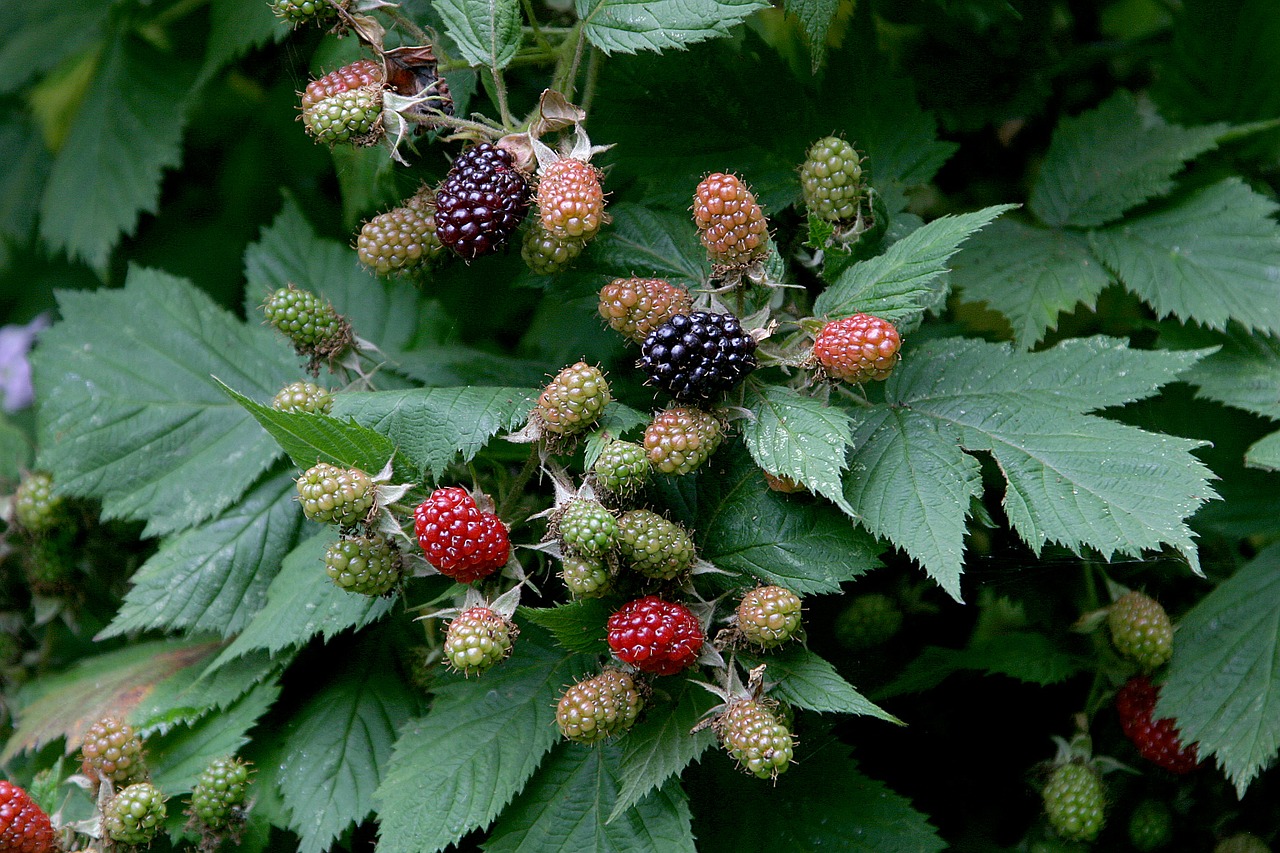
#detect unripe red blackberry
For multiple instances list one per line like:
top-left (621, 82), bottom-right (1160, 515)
top-left (189, 756), bottom-right (251, 831)
top-left (556, 668), bottom-right (644, 743)
top-left (13, 471), bottom-right (63, 534)
top-left (716, 699), bottom-right (794, 779)
top-left (296, 462), bottom-right (375, 527)
top-left (434, 143), bottom-right (530, 259)
top-left (1043, 762), bottom-right (1105, 842)
top-left (104, 782), bottom-right (166, 846)
top-left (301, 59), bottom-right (385, 146)
top-left (262, 284), bottom-right (352, 358)
top-left (0, 780), bottom-right (56, 853)
top-left (535, 362), bottom-right (611, 436)
top-left (443, 607), bottom-right (516, 675)
top-left (813, 314), bottom-right (901, 383)
top-left (1108, 591), bottom-right (1174, 671)
top-left (616, 509), bottom-right (695, 580)
top-left (357, 200), bottom-right (444, 275)
top-left (269, 0), bottom-right (341, 25)
top-left (1116, 676), bottom-right (1200, 774)
top-left (81, 716), bottom-right (147, 785)
top-left (522, 220), bottom-right (587, 274)
top-left (592, 440), bottom-right (652, 496)
top-left (324, 533), bottom-right (402, 595)
top-left (639, 312), bottom-right (758, 403)
top-left (835, 593), bottom-right (903, 650)
top-left (536, 158), bottom-right (606, 241)
top-left (763, 471), bottom-right (806, 493)
top-left (272, 381), bottom-right (333, 414)
top-left (736, 585), bottom-right (802, 648)
top-left (606, 595), bottom-right (703, 675)
top-left (598, 278), bottom-right (693, 344)
top-left (413, 487), bottom-right (511, 583)
top-left (800, 136), bottom-right (865, 223)
top-left (557, 499), bottom-right (618, 558)
top-left (561, 554), bottom-right (611, 598)
top-left (693, 173), bottom-right (769, 268)
top-left (643, 407), bottom-right (723, 475)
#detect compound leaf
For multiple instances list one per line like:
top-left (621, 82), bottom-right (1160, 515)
top-left (519, 601), bottom-right (611, 655)
top-left (590, 203), bottom-right (710, 289)
top-left (743, 384), bottom-right (856, 516)
top-left (784, 0), bottom-right (839, 72)
top-left (740, 647), bottom-right (898, 723)
top-left (1247, 431), bottom-right (1280, 472)
top-left (576, 0), bottom-right (768, 55)
top-left (436, 0), bottom-right (521, 70)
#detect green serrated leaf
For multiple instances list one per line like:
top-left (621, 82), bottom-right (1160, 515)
top-left (585, 401), bottom-right (651, 469)
top-left (0, 416), bottom-right (32, 483)
top-left (1090, 179), bottom-right (1280, 336)
top-left (33, 268), bottom-right (294, 536)
top-left (212, 532), bottom-right (396, 666)
top-left (132, 650), bottom-right (281, 732)
top-left (0, 117), bottom-right (52, 240)
top-left (0, 0), bottom-right (111, 97)
top-left (589, 203), bottom-right (710, 288)
top-left (279, 636), bottom-right (420, 853)
top-left (374, 628), bottom-right (594, 853)
top-left (1029, 90), bottom-right (1226, 228)
top-left (740, 646), bottom-right (899, 723)
top-left (877, 633), bottom-right (1086, 699)
top-left (742, 384), bottom-right (857, 517)
top-left (518, 601), bottom-right (611, 654)
top-left (785, 0), bottom-right (839, 71)
top-left (694, 445), bottom-right (881, 594)
top-left (485, 745), bottom-right (696, 852)
top-left (1176, 324), bottom-right (1280, 421)
top-left (147, 680), bottom-right (279, 794)
top-left (435, 0), bottom-right (521, 69)
top-left (609, 680), bottom-right (717, 823)
top-left (331, 387), bottom-right (539, 479)
top-left (812, 205), bottom-right (1014, 331)
top-left (576, 0), bottom-right (769, 54)
top-left (1159, 543), bottom-right (1280, 795)
top-left (1246, 431), bottom-right (1280, 471)
top-left (204, 0), bottom-right (283, 78)
top-left (99, 472), bottom-right (303, 639)
top-left (950, 219), bottom-right (1112, 349)
top-left (38, 27), bottom-right (195, 268)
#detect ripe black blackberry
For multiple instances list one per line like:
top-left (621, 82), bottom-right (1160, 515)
top-left (434, 143), bottom-right (529, 259)
top-left (638, 312), bottom-right (757, 402)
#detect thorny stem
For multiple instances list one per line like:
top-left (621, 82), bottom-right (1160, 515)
top-left (422, 111), bottom-right (508, 139)
top-left (490, 66), bottom-right (516, 129)
top-left (550, 23), bottom-right (586, 97)
top-left (581, 46), bottom-right (603, 113)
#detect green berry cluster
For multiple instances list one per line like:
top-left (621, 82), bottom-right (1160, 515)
top-left (325, 533), bottom-right (401, 595)
top-left (800, 136), bottom-right (865, 223)
top-left (558, 499), bottom-right (618, 558)
top-left (556, 669), bottom-right (644, 743)
top-left (716, 699), bottom-right (794, 779)
top-left (105, 782), bottom-right (167, 846)
top-left (444, 607), bottom-right (516, 675)
top-left (296, 463), bottom-right (375, 527)
top-left (272, 381), bottom-right (333, 414)
top-left (736, 586), bottom-right (803, 648)
top-left (189, 756), bottom-right (252, 831)
top-left (592, 440), bottom-right (651, 496)
top-left (1042, 762), bottom-right (1105, 842)
top-left (616, 509), bottom-right (695, 580)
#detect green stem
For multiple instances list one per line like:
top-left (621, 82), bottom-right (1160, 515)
top-left (581, 46), bottom-right (603, 113)
top-left (520, 0), bottom-right (554, 52)
top-left (550, 23), bottom-right (586, 96)
top-left (490, 66), bottom-right (516, 129)
top-left (498, 448), bottom-right (541, 519)
top-left (380, 5), bottom-right (432, 42)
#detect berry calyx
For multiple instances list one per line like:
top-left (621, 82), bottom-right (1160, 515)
top-left (104, 782), bottom-right (166, 846)
top-left (813, 314), bottom-right (901, 384)
top-left (638, 312), bottom-right (758, 403)
top-left (1115, 676), bottom-right (1200, 774)
top-left (834, 593), bottom-right (904, 650)
top-left (561, 554), bottom-right (611, 598)
top-left (643, 407), bottom-right (724, 475)
top-left (598, 278), bottom-right (693, 344)
top-left (557, 499), bottom-right (618, 559)
top-left (693, 173), bottom-right (769, 268)
top-left (0, 780), bottom-right (56, 853)
top-left (1042, 761), bottom-right (1105, 842)
top-left (535, 362), bottom-right (611, 436)
top-left (592, 440), bottom-right (652, 496)
top-left (272, 381), bottom-right (333, 415)
top-left (188, 756), bottom-right (251, 831)
top-left (536, 158), bottom-right (606, 241)
top-left (324, 533), bottom-right (402, 596)
top-left (736, 586), bottom-right (803, 648)
top-left (434, 143), bottom-right (530, 260)
top-left (262, 284), bottom-right (352, 360)
top-left (296, 463), bottom-right (375, 527)
top-left (607, 596), bottom-right (704, 675)
top-left (301, 60), bottom-right (385, 147)
top-left (615, 509), bottom-right (696, 580)
top-left (443, 607), bottom-right (516, 675)
top-left (81, 716), bottom-right (147, 785)
top-left (1108, 591), bottom-right (1174, 671)
top-left (357, 197), bottom-right (445, 276)
top-left (13, 471), bottom-right (63, 535)
top-left (521, 220), bottom-right (587, 275)
top-left (800, 136), bottom-right (865, 223)
top-left (413, 487), bottom-right (510, 583)
top-left (716, 699), bottom-right (794, 779)
top-left (556, 668), bottom-right (644, 743)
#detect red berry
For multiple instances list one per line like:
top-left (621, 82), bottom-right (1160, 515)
top-left (813, 314), bottom-right (902, 383)
top-left (693, 173), bottom-right (769, 268)
top-left (1115, 676), bottom-right (1200, 774)
top-left (606, 596), bottom-right (703, 675)
top-left (413, 487), bottom-right (510, 583)
top-left (536, 158), bottom-right (606, 241)
top-left (0, 780), bottom-right (56, 853)
top-left (301, 60), bottom-right (385, 147)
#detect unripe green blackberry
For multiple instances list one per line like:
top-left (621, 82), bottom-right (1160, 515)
top-left (835, 593), bottom-right (903, 650)
top-left (558, 499), bottom-right (618, 558)
top-left (556, 668), bottom-right (644, 743)
top-left (736, 585), bottom-right (802, 648)
top-left (800, 136), bottom-right (865, 223)
top-left (592, 440), bottom-right (652, 496)
top-left (443, 607), bottom-right (516, 675)
top-left (1108, 591), bottom-right (1174, 671)
top-left (616, 509), bottom-right (695, 580)
top-left (643, 407), bottom-right (723, 475)
top-left (1214, 834), bottom-right (1272, 853)
top-left (189, 756), bottom-right (251, 830)
top-left (105, 782), bottom-right (166, 846)
top-left (262, 284), bottom-right (351, 357)
top-left (272, 381), bottom-right (333, 414)
top-left (13, 471), bottom-right (63, 534)
top-left (296, 462), bottom-right (375, 527)
top-left (1128, 799), bottom-right (1172, 851)
top-left (716, 699), bottom-right (794, 779)
top-left (301, 60), bottom-right (385, 146)
top-left (357, 201), bottom-right (445, 276)
top-left (598, 278), bottom-right (693, 344)
top-left (269, 0), bottom-right (341, 24)
top-left (324, 533), bottom-right (401, 595)
top-left (1043, 762), bottom-right (1105, 842)
top-left (561, 554), bottom-right (611, 598)
top-left (24, 536), bottom-right (75, 596)
top-left (522, 220), bottom-right (587, 275)
top-left (535, 362), bottom-right (611, 436)
top-left (81, 716), bottom-right (147, 785)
